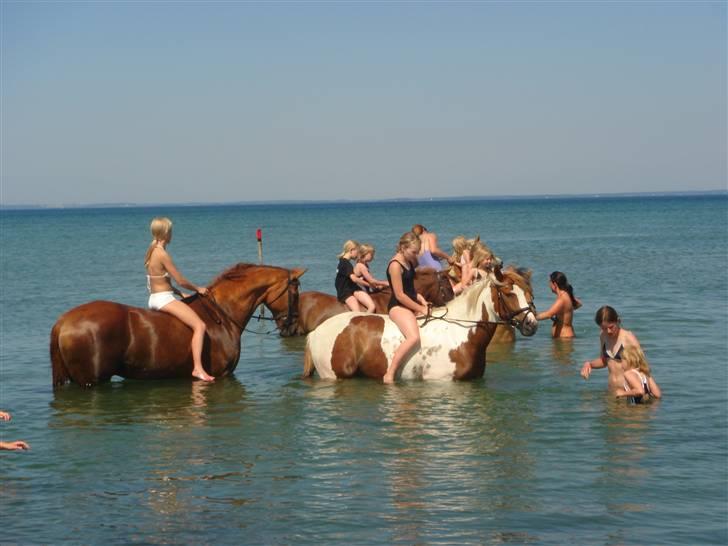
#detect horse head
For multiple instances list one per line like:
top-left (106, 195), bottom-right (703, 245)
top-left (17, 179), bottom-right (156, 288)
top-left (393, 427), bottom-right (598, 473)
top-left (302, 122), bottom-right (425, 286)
top-left (490, 265), bottom-right (538, 336)
top-left (263, 267), bottom-right (306, 336)
top-left (208, 264), bottom-right (306, 336)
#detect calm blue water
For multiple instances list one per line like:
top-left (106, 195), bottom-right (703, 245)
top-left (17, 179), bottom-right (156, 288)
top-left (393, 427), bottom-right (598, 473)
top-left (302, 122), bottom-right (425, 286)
top-left (1, 195), bottom-right (726, 544)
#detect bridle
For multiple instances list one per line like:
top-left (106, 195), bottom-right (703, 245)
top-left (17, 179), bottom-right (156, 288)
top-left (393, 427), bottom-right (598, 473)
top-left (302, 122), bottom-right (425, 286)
top-left (494, 282), bottom-right (536, 330)
top-left (418, 277), bottom-right (535, 330)
top-left (203, 271), bottom-right (300, 335)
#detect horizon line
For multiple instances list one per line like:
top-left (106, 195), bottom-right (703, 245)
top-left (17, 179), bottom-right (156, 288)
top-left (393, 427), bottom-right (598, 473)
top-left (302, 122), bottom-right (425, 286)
top-left (1, 189), bottom-right (726, 211)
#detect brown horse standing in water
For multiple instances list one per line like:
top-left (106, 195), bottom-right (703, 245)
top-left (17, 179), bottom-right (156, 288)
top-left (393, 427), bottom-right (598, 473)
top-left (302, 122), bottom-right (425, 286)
top-left (291, 266), bottom-right (527, 343)
top-left (50, 264), bottom-right (305, 388)
top-left (292, 268), bottom-right (453, 336)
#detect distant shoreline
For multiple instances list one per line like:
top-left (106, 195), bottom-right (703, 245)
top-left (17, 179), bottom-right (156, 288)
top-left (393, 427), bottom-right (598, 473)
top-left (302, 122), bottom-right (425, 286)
top-left (1, 189), bottom-right (725, 211)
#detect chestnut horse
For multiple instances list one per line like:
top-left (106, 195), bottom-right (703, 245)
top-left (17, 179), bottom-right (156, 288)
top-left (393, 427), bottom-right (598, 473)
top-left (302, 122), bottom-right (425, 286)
top-left (51, 264), bottom-right (305, 388)
top-left (292, 268), bottom-right (454, 336)
top-left (302, 267), bottom-right (537, 381)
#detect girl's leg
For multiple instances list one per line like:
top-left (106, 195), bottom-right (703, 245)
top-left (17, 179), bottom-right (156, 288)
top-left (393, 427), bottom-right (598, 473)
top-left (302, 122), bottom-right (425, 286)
top-left (344, 295), bottom-right (361, 312)
top-left (383, 307), bottom-right (421, 384)
top-left (353, 291), bottom-right (376, 313)
top-left (161, 300), bottom-right (214, 382)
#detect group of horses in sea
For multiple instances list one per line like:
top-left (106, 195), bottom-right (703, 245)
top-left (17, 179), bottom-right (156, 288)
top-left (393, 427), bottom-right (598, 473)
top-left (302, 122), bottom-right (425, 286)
top-left (50, 261), bottom-right (538, 388)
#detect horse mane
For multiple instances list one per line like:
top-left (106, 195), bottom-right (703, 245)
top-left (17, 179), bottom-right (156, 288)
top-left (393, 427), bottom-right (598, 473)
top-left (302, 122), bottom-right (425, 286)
top-left (210, 262), bottom-right (288, 286)
top-left (501, 266), bottom-right (533, 292)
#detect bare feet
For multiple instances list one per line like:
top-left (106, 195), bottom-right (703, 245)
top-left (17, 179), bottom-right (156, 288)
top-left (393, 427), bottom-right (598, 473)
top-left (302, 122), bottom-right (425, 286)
top-left (382, 374), bottom-right (395, 384)
top-left (192, 369), bottom-right (215, 382)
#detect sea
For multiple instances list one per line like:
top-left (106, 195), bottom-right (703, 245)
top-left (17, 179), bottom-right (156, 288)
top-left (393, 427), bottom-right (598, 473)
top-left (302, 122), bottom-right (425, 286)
top-left (1, 193), bottom-right (726, 545)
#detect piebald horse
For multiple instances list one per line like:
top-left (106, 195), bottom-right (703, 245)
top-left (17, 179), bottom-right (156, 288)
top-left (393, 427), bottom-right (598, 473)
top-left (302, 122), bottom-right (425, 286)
top-left (303, 267), bottom-right (537, 381)
top-left (51, 264), bottom-right (305, 388)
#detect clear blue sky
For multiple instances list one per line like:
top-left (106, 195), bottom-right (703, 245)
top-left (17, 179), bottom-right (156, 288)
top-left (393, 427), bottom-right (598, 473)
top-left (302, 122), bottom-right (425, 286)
top-left (2, 1), bottom-right (725, 206)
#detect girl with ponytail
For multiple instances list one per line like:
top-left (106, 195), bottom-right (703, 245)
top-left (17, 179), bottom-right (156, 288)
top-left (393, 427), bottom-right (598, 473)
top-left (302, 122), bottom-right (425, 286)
top-left (536, 271), bottom-right (582, 338)
top-left (144, 217), bottom-right (214, 382)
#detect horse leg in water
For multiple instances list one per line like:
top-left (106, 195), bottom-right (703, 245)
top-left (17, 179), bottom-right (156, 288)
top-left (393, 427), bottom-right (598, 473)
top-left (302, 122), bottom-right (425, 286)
top-left (159, 300), bottom-right (214, 382)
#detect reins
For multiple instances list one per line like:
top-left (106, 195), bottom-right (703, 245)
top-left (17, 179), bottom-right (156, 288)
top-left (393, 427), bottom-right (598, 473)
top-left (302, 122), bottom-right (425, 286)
top-left (417, 277), bottom-right (534, 329)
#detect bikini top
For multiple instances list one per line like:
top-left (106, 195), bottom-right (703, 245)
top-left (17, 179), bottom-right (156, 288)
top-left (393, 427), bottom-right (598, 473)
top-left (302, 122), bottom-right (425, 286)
top-left (624, 369), bottom-right (652, 403)
top-left (146, 271), bottom-right (170, 292)
top-left (602, 342), bottom-right (624, 362)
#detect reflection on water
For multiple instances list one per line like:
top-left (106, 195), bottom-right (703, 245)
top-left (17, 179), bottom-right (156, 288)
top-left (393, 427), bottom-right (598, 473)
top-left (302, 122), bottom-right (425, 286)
top-left (550, 339), bottom-right (576, 368)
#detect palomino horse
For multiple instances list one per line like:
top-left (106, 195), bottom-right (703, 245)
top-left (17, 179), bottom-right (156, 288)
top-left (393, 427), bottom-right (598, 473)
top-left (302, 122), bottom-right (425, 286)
top-left (292, 268), bottom-right (454, 336)
top-left (51, 264), bottom-right (305, 388)
top-left (302, 267), bottom-right (537, 381)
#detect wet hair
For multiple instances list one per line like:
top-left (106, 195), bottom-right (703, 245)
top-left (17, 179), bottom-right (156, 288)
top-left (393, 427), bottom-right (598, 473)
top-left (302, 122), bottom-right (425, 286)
top-left (411, 224), bottom-right (426, 236)
top-left (622, 345), bottom-right (651, 376)
top-left (144, 217), bottom-right (173, 267)
top-left (594, 305), bottom-right (620, 326)
top-left (397, 231), bottom-right (421, 253)
top-left (550, 271), bottom-right (578, 307)
top-left (337, 240), bottom-right (359, 259)
top-left (358, 243), bottom-right (375, 261)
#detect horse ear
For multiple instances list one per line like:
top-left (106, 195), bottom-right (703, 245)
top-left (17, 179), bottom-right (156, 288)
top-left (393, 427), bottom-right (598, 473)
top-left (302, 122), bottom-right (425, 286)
top-left (494, 265), bottom-right (504, 282)
top-left (291, 267), bottom-right (307, 279)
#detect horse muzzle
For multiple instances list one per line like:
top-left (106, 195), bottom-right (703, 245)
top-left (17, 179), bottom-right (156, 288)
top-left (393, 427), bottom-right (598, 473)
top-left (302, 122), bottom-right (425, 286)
top-left (515, 311), bottom-right (538, 337)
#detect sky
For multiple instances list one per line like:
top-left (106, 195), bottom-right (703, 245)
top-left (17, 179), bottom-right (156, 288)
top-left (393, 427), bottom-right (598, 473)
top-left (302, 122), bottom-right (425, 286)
top-left (1, 1), bottom-right (726, 206)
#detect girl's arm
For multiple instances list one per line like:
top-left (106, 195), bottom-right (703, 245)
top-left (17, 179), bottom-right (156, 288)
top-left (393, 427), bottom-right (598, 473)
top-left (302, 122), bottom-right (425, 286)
top-left (353, 263), bottom-right (378, 288)
top-left (581, 337), bottom-right (608, 379)
top-left (536, 296), bottom-right (566, 321)
top-left (429, 233), bottom-right (450, 261)
top-left (161, 252), bottom-right (208, 295)
top-left (616, 370), bottom-right (644, 398)
top-left (647, 377), bottom-right (662, 399)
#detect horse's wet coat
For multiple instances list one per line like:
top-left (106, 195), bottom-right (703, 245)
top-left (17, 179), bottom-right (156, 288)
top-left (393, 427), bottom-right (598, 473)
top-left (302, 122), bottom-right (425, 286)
top-left (51, 264), bottom-right (305, 387)
top-left (304, 269), bottom-right (537, 381)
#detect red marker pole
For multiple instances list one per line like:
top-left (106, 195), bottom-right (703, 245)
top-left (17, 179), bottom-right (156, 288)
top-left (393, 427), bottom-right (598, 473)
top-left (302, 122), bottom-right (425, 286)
top-left (256, 228), bottom-right (263, 264)
top-left (256, 229), bottom-right (264, 318)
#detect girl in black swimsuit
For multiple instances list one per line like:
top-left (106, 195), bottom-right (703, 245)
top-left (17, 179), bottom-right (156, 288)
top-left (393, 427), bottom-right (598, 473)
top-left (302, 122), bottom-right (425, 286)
top-left (382, 232), bottom-right (430, 384)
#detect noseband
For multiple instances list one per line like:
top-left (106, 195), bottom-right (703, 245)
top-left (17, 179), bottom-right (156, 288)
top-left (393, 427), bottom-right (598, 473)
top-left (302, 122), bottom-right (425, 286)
top-left (495, 282), bottom-right (536, 329)
top-left (265, 271), bottom-right (300, 333)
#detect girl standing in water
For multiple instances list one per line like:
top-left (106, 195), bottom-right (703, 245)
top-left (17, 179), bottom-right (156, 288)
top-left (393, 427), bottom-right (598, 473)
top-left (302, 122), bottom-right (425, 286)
top-left (616, 345), bottom-right (662, 403)
top-left (536, 271), bottom-right (582, 338)
top-left (144, 217), bottom-right (214, 382)
top-left (581, 306), bottom-right (642, 393)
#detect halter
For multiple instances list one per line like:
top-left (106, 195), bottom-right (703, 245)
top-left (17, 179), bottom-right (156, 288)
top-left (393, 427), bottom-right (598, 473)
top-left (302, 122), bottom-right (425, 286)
top-left (205, 270), bottom-right (300, 335)
top-left (418, 277), bottom-right (534, 330)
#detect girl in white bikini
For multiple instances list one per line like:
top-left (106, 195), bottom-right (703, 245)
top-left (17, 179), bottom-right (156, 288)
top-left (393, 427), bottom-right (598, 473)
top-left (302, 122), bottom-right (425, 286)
top-left (144, 217), bottom-right (214, 382)
top-left (616, 345), bottom-right (662, 403)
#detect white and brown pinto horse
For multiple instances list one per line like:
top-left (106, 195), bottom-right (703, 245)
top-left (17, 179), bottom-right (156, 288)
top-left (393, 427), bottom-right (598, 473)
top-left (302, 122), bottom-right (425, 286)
top-left (302, 267), bottom-right (537, 381)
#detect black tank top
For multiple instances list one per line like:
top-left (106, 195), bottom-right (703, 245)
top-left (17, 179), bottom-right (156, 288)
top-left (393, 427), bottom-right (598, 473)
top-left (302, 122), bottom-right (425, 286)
top-left (387, 259), bottom-right (417, 311)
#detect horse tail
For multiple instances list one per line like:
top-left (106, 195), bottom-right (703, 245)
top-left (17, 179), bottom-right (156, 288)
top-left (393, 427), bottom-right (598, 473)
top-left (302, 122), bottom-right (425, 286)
top-left (302, 335), bottom-right (315, 378)
top-left (50, 321), bottom-right (71, 388)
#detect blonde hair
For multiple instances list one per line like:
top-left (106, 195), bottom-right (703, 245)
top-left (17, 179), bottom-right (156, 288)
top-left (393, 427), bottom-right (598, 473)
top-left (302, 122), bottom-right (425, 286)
top-left (471, 240), bottom-right (493, 269)
top-left (337, 240), bottom-right (359, 259)
top-left (144, 217), bottom-right (173, 267)
top-left (397, 231), bottom-right (420, 253)
top-left (451, 236), bottom-right (468, 260)
top-left (358, 243), bottom-right (375, 261)
top-left (622, 345), bottom-right (652, 376)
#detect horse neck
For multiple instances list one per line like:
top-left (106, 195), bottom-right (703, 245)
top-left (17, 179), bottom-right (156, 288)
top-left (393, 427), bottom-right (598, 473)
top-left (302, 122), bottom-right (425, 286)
top-left (444, 276), bottom-right (497, 322)
top-left (215, 269), bottom-right (283, 325)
